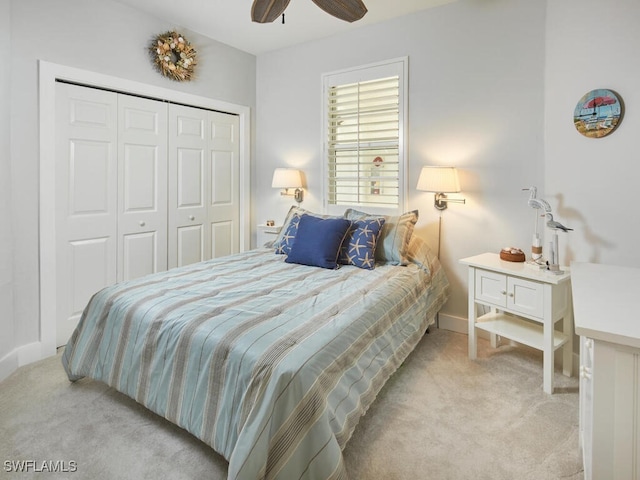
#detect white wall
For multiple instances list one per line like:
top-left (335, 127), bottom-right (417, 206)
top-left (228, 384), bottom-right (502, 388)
top-left (545, 0), bottom-right (640, 268)
top-left (255, 0), bottom-right (547, 322)
top-left (4, 0), bottom-right (256, 379)
top-left (0, 0), bottom-right (16, 380)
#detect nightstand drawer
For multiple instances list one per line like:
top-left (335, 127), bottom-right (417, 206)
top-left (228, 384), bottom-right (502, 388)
top-left (475, 269), bottom-right (507, 306)
top-left (509, 276), bottom-right (544, 319)
top-left (475, 269), bottom-right (544, 319)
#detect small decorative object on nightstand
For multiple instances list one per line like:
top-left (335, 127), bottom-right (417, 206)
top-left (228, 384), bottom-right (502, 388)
top-left (543, 213), bottom-right (572, 275)
top-left (257, 223), bottom-right (282, 247)
top-left (460, 252), bottom-right (573, 394)
top-left (522, 186), bottom-right (550, 267)
top-left (499, 247), bottom-right (525, 262)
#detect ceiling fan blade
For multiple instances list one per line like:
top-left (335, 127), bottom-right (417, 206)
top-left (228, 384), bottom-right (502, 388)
top-left (251, 0), bottom-right (291, 23)
top-left (310, 0), bottom-right (368, 22)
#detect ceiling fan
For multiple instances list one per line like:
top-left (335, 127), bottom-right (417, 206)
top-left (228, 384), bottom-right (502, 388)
top-left (251, 0), bottom-right (368, 24)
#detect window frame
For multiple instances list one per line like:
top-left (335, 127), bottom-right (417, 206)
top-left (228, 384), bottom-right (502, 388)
top-left (321, 57), bottom-right (408, 216)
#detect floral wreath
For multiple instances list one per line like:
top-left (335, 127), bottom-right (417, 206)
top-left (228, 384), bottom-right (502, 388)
top-left (150, 31), bottom-right (197, 82)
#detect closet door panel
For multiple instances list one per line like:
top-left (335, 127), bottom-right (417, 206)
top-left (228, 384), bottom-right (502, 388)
top-left (208, 111), bottom-right (240, 258)
top-left (122, 231), bottom-right (158, 281)
top-left (211, 220), bottom-right (233, 258)
top-left (117, 94), bottom-right (168, 281)
top-left (177, 225), bottom-right (204, 267)
top-left (55, 83), bottom-right (118, 346)
top-left (168, 105), bottom-right (209, 268)
top-left (178, 148), bottom-right (205, 208)
top-left (68, 238), bottom-right (112, 315)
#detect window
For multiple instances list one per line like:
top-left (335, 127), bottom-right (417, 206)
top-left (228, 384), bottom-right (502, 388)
top-left (322, 58), bottom-right (407, 215)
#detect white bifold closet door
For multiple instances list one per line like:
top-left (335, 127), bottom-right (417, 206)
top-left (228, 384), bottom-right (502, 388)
top-left (54, 82), bottom-right (239, 346)
top-left (117, 93), bottom-right (168, 282)
top-left (167, 105), bottom-right (240, 268)
top-left (55, 83), bottom-right (119, 346)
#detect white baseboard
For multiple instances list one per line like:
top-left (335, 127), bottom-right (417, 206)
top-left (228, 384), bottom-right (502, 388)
top-left (437, 312), bottom-right (469, 334)
top-left (0, 341), bottom-right (45, 383)
top-left (18, 341), bottom-right (44, 366)
top-left (437, 313), bottom-right (580, 377)
top-left (0, 349), bottom-right (18, 383)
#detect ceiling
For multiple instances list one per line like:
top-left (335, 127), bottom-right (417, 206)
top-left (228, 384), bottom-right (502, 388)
top-left (113, 0), bottom-right (455, 55)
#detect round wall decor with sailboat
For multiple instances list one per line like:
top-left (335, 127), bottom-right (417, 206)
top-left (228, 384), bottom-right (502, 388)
top-left (573, 89), bottom-right (623, 138)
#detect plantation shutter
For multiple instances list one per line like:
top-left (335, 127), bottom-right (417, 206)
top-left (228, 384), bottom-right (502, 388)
top-left (323, 59), bottom-right (406, 214)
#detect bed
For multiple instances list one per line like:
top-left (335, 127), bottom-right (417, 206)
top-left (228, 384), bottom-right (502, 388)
top-left (62, 208), bottom-right (450, 480)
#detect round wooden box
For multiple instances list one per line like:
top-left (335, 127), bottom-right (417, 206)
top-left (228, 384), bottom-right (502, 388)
top-left (500, 249), bottom-right (525, 262)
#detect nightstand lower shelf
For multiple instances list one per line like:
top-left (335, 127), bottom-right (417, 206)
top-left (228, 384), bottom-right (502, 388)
top-left (476, 312), bottom-right (569, 351)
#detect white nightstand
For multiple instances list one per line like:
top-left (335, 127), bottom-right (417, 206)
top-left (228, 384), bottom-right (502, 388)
top-left (460, 253), bottom-right (573, 394)
top-left (257, 224), bottom-right (282, 248)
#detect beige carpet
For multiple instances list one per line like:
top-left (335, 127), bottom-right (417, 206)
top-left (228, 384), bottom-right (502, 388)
top-left (0, 329), bottom-right (583, 480)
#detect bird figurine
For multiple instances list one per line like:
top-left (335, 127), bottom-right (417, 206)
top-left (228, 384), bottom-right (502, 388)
top-left (523, 186), bottom-right (551, 212)
top-left (543, 213), bottom-right (573, 232)
top-left (523, 186), bottom-right (551, 263)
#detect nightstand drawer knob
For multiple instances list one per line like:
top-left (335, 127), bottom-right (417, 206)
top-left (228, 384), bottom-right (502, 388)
top-left (508, 292), bottom-right (514, 297)
top-left (501, 290), bottom-right (507, 295)
top-left (189, 215), bottom-right (195, 221)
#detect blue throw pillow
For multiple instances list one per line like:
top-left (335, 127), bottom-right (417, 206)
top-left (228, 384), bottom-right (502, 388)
top-left (273, 207), bottom-right (336, 254)
top-left (338, 217), bottom-right (386, 269)
top-left (285, 215), bottom-right (352, 269)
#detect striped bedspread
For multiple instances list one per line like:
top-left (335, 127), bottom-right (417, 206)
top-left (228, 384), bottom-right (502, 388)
top-left (62, 240), bottom-right (449, 480)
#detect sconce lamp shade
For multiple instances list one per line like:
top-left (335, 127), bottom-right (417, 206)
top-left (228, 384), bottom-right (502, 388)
top-left (272, 168), bottom-right (303, 189)
top-left (272, 167), bottom-right (304, 203)
top-left (417, 166), bottom-right (464, 211)
top-left (416, 166), bottom-right (460, 193)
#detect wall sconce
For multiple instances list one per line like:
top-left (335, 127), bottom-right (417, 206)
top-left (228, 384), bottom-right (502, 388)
top-left (272, 168), bottom-right (304, 203)
top-left (416, 166), bottom-right (466, 210)
top-left (416, 165), bottom-right (466, 266)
